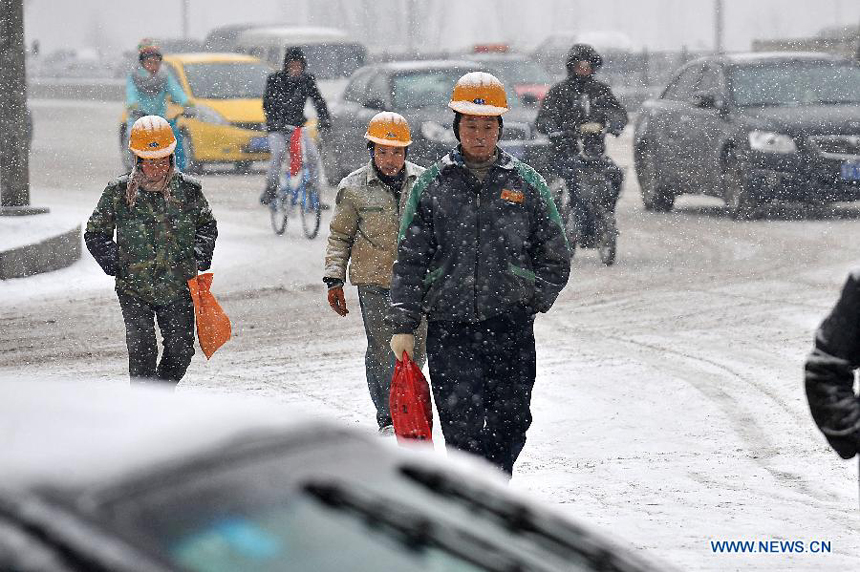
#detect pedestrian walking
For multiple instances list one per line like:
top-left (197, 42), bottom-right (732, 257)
top-left (324, 112), bottom-right (428, 434)
top-left (389, 72), bottom-right (571, 474)
top-left (260, 46), bottom-right (330, 205)
top-left (85, 115), bottom-right (218, 384)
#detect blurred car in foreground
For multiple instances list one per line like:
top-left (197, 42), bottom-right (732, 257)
top-left (463, 46), bottom-right (554, 106)
top-left (0, 381), bottom-right (667, 572)
top-left (634, 52), bottom-right (860, 218)
top-left (119, 53), bottom-right (273, 173)
top-left (322, 60), bottom-right (551, 183)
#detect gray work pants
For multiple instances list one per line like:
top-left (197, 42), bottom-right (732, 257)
top-left (357, 286), bottom-right (427, 428)
top-left (266, 128), bottom-right (322, 191)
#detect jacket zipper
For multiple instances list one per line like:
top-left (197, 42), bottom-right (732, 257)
top-left (474, 190), bottom-right (481, 320)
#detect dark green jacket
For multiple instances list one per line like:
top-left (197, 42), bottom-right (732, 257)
top-left (85, 173), bottom-right (217, 306)
top-left (389, 147), bottom-right (570, 332)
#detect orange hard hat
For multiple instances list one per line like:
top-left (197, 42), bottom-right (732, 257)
top-left (128, 115), bottom-right (176, 159)
top-left (364, 111), bottom-right (412, 147)
top-left (448, 72), bottom-right (508, 116)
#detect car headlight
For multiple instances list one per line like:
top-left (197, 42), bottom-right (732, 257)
top-left (420, 121), bottom-right (457, 145)
top-left (748, 130), bottom-right (796, 154)
top-left (189, 104), bottom-right (229, 126)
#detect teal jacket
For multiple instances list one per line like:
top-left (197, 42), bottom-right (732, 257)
top-left (126, 66), bottom-right (188, 118)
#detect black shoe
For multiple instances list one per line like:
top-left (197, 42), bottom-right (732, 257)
top-left (260, 186), bottom-right (276, 206)
top-left (319, 201), bottom-right (330, 211)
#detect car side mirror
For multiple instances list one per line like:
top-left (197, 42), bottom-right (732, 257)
top-left (691, 91), bottom-right (722, 110)
top-left (363, 98), bottom-right (386, 110)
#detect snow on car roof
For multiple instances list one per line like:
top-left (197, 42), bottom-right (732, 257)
top-left (0, 379), bottom-right (323, 490)
top-left (719, 51), bottom-right (850, 64)
top-left (237, 26), bottom-right (351, 45)
top-left (373, 60), bottom-right (480, 72)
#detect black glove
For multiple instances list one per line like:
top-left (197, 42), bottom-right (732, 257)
top-left (194, 246), bottom-right (212, 271)
top-left (323, 277), bottom-right (344, 289)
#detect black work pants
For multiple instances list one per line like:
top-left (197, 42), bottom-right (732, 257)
top-left (117, 291), bottom-right (195, 385)
top-left (426, 307), bottom-right (537, 475)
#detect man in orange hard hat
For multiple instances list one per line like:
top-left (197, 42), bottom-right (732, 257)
top-left (323, 112), bottom-right (427, 435)
top-left (389, 73), bottom-right (570, 473)
top-left (85, 115), bottom-right (218, 384)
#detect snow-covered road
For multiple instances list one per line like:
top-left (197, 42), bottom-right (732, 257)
top-left (2, 99), bottom-right (858, 570)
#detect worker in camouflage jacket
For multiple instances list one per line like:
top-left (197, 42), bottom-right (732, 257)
top-left (85, 115), bottom-right (217, 384)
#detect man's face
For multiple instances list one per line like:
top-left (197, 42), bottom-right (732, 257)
top-left (142, 56), bottom-right (162, 74)
top-left (458, 115), bottom-right (500, 162)
top-left (573, 60), bottom-right (593, 77)
top-left (373, 144), bottom-right (406, 177)
top-left (286, 61), bottom-right (304, 77)
top-left (140, 156), bottom-right (171, 179)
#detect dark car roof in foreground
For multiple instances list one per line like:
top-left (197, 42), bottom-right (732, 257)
top-left (0, 381), bottom-right (671, 572)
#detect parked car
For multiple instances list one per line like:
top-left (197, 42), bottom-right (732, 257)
top-left (634, 52), bottom-right (860, 218)
top-left (119, 53), bottom-right (273, 173)
top-left (321, 60), bottom-right (551, 184)
top-left (463, 49), bottom-right (554, 106)
top-left (0, 380), bottom-right (667, 572)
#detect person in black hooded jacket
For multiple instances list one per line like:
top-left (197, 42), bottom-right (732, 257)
top-left (804, 269), bottom-right (860, 469)
top-left (260, 46), bottom-right (331, 204)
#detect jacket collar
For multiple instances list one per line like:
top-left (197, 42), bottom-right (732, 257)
top-left (442, 145), bottom-right (515, 171)
top-left (365, 160), bottom-right (423, 187)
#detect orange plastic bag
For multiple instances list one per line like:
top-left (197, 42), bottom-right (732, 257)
top-left (389, 353), bottom-right (433, 444)
top-left (187, 273), bottom-right (232, 359)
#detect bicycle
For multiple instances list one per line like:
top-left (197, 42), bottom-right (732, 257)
top-left (269, 126), bottom-right (321, 239)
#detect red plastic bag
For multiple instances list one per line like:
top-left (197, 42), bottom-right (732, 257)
top-left (289, 127), bottom-right (303, 177)
top-left (389, 353), bottom-right (433, 444)
top-left (187, 273), bottom-right (232, 359)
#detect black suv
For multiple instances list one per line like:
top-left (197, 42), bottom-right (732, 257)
top-left (634, 52), bottom-right (860, 218)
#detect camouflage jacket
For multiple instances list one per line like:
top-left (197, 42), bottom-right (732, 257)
top-left (85, 173), bottom-right (218, 306)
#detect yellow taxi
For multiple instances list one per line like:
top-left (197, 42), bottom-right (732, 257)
top-left (120, 53), bottom-right (275, 172)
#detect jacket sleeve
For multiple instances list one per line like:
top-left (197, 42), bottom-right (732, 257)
top-left (323, 183), bottom-right (358, 282)
top-left (596, 83), bottom-right (628, 136)
top-left (192, 185), bottom-right (218, 271)
top-left (125, 73), bottom-right (139, 110)
top-left (521, 165), bottom-right (571, 312)
top-left (389, 169), bottom-right (438, 333)
top-left (166, 71), bottom-right (189, 107)
top-left (535, 84), bottom-right (563, 135)
top-left (307, 76), bottom-right (331, 129)
top-left (804, 272), bottom-right (860, 459)
top-left (84, 184), bottom-right (120, 276)
top-left (262, 75), bottom-right (277, 124)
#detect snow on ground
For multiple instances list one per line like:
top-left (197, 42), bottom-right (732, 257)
top-left (1, 100), bottom-right (858, 571)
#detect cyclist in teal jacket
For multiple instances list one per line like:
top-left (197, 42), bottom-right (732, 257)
top-left (126, 40), bottom-right (191, 169)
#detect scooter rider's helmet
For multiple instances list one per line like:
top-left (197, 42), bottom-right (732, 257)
top-left (365, 112), bottom-right (412, 147)
top-left (128, 115), bottom-right (176, 159)
top-left (566, 43), bottom-right (603, 74)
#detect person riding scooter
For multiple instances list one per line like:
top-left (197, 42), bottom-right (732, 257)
top-left (535, 43), bottom-right (627, 246)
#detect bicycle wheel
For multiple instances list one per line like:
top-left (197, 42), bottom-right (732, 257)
top-left (301, 184), bottom-right (321, 239)
top-left (270, 189), bottom-right (289, 235)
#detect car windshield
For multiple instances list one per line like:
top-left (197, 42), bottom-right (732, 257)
top-left (94, 451), bottom-right (576, 572)
top-left (302, 44), bottom-right (366, 79)
top-left (181, 62), bottom-right (272, 99)
top-left (474, 59), bottom-right (552, 85)
top-left (730, 61), bottom-right (860, 107)
top-left (392, 69), bottom-right (520, 110)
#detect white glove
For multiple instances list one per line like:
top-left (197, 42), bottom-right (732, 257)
top-left (390, 333), bottom-right (415, 362)
top-left (579, 121), bottom-right (604, 135)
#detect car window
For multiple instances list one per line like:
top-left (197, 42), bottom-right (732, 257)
top-left (472, 59), bottom-right (552, 84)
top-left (181, 62), bottom-right (272, 99)
top-left (343, 69), bottom-right (373, 103)
top-left (662, 63), bottom-right (704, 101)
top-left (392, 69), bottom-right (469, 109)
top-left (729, 61), bottom-right (860, 107)
top-left (695, 63), bottom-right (724, 94)
top-left (364, 73), bottom-right (391, 107)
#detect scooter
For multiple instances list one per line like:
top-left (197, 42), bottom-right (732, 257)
top-left (548, 96), bottom-right (619, 266)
